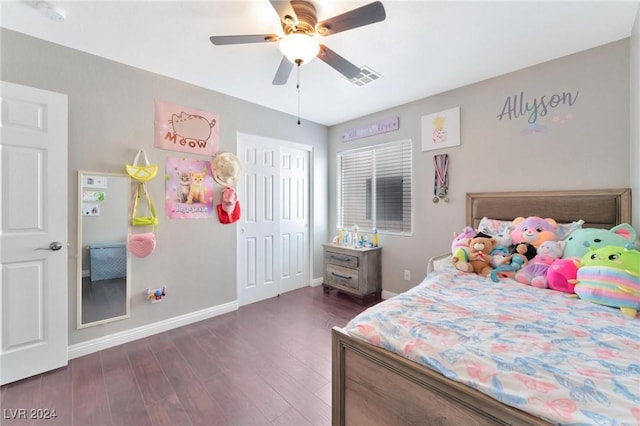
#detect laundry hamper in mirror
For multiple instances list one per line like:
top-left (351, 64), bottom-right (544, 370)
top-left (89, 242), bottom-right (126, 281)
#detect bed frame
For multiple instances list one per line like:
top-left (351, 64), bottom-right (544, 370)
top-left (332, 188), bottom-right (632, 426)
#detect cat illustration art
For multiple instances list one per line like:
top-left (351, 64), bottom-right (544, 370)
top-left (178, 172), bottom-right (191, 203)
top-left (187, 171), bottom-right (206, 204)
top-left (171, 112), bottom-right (216, 143)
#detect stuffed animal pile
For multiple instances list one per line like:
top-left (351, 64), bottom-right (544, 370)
top-left (450, 218), bottom-right (639, 317)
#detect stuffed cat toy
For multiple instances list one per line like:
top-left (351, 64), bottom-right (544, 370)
top-left (187, 170), bottom-right (206, 204)
top-left (563, 224), bottom-right (637, 259)
top-left (515, 240), bottom-right (565, 288)
top-left (510, 216), bottom-right (559, 248)
top-left (490, 230), bottom-right (513, 267)
top-left (574, 245), bottom-right (640, 317)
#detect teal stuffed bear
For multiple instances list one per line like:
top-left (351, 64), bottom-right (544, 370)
top-left (563, 223), bottom-right (637, 259)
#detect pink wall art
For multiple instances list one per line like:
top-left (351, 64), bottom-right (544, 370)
top-left (155, 100), bottom-right (219, 156)
top-left (421, 107), bottom-right (461, 151)
top-left (165, 156), bottom-right (214, 219)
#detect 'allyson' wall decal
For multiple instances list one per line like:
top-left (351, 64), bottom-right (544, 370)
top-left (497, 90), bottom-right (579, 124)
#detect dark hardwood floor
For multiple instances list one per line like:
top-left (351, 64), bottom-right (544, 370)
top-left (1, 286), bottom-right (373, 426)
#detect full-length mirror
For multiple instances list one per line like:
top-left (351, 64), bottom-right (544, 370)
top-left (77, 171), bottom-right (130, 328)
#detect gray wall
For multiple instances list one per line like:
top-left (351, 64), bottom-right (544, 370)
top-left (329, 40), bottom-right (633, 295)
top-left (632, 8), bottom-right (640, 230)
top-left (1, 28), bottom-right (329, 345)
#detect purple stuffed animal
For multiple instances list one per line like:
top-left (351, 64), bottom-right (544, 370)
top-left (515, 240), bottom-right (565, 288)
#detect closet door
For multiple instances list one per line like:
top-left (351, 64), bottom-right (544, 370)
top-left (0, 81), bottom-right (68, 385)
top-left (278, 145), bottom-right (309, 294)
top-left (236, 134), bottom-right (310, 306)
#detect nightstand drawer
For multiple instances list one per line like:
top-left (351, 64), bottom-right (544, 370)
top-left (324, 251), bottom-right (359, 268)
top-left (322, 243), bottom-right (381, 305)
top-left (325, 264), bottom-right (359, 289)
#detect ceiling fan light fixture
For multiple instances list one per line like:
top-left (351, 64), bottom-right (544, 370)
top-left (279, 33), bottom-right (320, 65)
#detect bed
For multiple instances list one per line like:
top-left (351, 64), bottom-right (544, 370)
top-left (332, 188), bottom-right (636, 426)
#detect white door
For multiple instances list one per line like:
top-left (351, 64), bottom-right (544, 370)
top-left (237, 133), bottom-right (310, 306)
top-left (0, 81), bottom-right (68, 385)
top-left (279, 146), bottom-right (309, 294)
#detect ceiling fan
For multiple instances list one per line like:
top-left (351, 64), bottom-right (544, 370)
top-left (209, 0), bottom-right (386, 85)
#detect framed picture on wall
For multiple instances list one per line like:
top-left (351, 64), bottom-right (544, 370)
top-left (421, 107), bottom-right (461, 151)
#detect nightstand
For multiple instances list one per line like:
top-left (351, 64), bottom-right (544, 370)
top-left (322, 243), bottom-right (382, 305)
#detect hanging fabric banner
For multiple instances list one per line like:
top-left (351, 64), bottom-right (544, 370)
top-left (154, 100), bottom-right (219, 156)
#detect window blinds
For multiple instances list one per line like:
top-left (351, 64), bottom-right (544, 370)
top-left (338, 140), bottom-right (412, 234)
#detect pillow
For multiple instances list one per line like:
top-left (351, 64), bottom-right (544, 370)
top-left (477, 217), bottom-right (513, 236)
top-left (479, 216), bottom-right (583, 240)
top-left (557, 220), bottom-right (584, 240)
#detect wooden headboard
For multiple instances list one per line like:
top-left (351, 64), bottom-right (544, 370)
top-left (466, 188), bottom-right (631, 230)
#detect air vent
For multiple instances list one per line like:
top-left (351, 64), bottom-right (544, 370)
top-left (344, 66), bottom-right (382, 87)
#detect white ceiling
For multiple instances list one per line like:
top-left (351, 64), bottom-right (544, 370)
top-left (1, 1), bottom-right (638, 126)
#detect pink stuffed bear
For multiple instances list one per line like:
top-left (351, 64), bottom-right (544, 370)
top-left (515, 240), bottom-right (565, 288)
top-left (510, 216), bottom-right (559, 248)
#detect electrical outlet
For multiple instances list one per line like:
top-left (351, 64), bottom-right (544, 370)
top-left (404, 270), bottom-right (411, 281)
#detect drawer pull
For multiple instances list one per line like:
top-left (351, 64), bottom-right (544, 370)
top-left (331, 272), bottom-right (352, 280)
top-left (330, 255), bottom-right (352, 262)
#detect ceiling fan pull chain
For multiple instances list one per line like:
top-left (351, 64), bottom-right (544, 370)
top-left (297, 62), bottom-right (301, 125)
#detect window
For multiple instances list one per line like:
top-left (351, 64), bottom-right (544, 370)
top-left (337, 140), bottom-right (412, 234)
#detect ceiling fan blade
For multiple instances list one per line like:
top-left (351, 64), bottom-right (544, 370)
top-left (272, 56), bottom-right (294, 85)
top-left (209, 34), bottom-right (280, 45)
top-left (318, 45), bottom-right (361, 79)
top-left (316, 1), bottom-right (386, 36)
top-left (269, 1), bottom-right (298, 26)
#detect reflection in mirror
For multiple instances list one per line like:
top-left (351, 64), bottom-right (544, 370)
top-left (77, 171), bottom-right (131, 328)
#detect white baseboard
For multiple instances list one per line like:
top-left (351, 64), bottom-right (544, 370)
top-left (310, 277), bottom-right (323, 287)
top-left (382, 290), bottom-right (397, 300)
top-left (68, 300), bottom-right (238, 359)
top-left (310, 278), bottom-right (395, 298)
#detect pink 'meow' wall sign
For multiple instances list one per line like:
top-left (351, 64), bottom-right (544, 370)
top-left (154, 100), bottom-right (219, 156)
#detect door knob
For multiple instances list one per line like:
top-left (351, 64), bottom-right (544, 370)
top-left (49, 242), bottom-right (63, 251)
top-left (37, 242), bottom-right (63, 251)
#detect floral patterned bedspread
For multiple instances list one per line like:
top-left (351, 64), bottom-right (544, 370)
top-left (343, 266), bottom-right (640, 425)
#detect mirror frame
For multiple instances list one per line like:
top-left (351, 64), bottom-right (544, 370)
top-left (76, 171), bottom-right (131, 329)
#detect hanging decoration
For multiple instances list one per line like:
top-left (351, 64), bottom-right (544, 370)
top-left (125, 150), bottom-right (158, 182)
top-left (432, 154), bottom-right (449, 203)
top-left (216, 187), bottom-right (241, 224)
top-left (154, 100), bottom-right (219, 156)
top-left (128, 183), bottom-right (158, 257)
top-left (210, 152), bottom-right (242, 187)
top-left (165, 156), bottom-right (214, 219)
top-left (341, 117), bottom-right (399, 142)
top-left (130, 182), bottom-right (158, 226)
top-left (421, 107), bottom-right (461, 151)
top-left (125, 150), bottom-right (159, 258)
